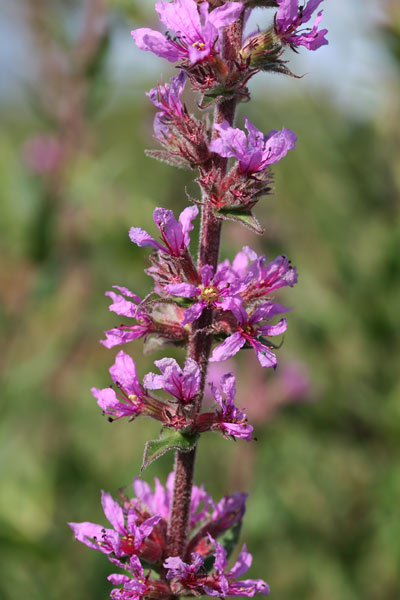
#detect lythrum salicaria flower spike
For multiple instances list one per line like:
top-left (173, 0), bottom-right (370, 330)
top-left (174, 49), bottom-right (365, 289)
top-left (70, 0), bottom-right (329, 594)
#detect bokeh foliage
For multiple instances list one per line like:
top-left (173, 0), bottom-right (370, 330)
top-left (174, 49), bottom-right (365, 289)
top-left (0, 2), bottom-right (399, 599)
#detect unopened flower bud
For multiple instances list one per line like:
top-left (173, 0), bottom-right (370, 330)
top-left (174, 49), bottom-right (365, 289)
top-left (240, 28), bottom-right (282, 69)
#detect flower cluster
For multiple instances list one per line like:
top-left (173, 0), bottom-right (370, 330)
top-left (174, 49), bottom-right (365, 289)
top-left (69, 475), bottom-right (266, 599)
top-left (92, 351), bottom-right (254, 440)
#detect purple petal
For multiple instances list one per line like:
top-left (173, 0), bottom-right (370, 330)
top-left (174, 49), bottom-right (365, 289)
top-left (301, 0), bottom-right (325, 22)
top-left (261, 128), bottom-right (297, 166)
top-left (220, 373), bottom-right (236, 404)
top-left (219, 421), bottom-right (253, 441)
top-left (229, 544), bottom-right (252, 578)
top-left (257, 318), bottom-right (288, 337)
top-left (129, 226), bottom-right (165, 252)
top-left (108, 574), bottom-right (131, 585)
top-left (228, 578), bottom-right (270, 596)
top-left (91, 387), bottom-right (141, 420)
top-left (68, 522), bottom-right (115, 554)
top-left (101, 327), bottom-right (144, 349)
top-left (179, 205), bottom-right (199, 246)
top-left (201, 264), bottom-right (214, 287)
top-left (182, 301), bottom-right (205, 325)
top-left (232, 246), bottom-right (257, 276)
top-left (252, 341), bottom-right (278, 369)
top-left (229, 298), bottom-right (248, 324)
top-left (153, 207), bottom-right (184, 255)
top-left (208, 2), bottom-right (244, 28)
top-left (209, 535), bottom-right (227, 574)
top-left (156, 0), bottom-right (201, 42)
top-left (101, 491), bottom-right (125, 534)
top-left (139, 515), bottom-right (162, 539)
top-left (142, 372), bottom-right (164, 390)
top-left (210, 121), bottom-right (247, 159)
top-left (276, 0), bottom-right (299, 30)
top-left (110, 351), bottom-right (142, 397)
top-left (210, 332), bottom-right (246, 362)
top-left (105, 291), bottom-right (139, 319)
top-left (131, 28), bottom-right (182, 62)
top-left (165, 283), bottom-right (199, 297)
top-left (249, 302), bottom-right (290, 324)
top-left (182, 358), bottom-right (201, 400)
top-left (164, 556), bottom-right (192, 579)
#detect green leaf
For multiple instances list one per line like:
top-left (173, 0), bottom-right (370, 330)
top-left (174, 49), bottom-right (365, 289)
top-left (141, 430), bottom-right (199, 471)
top-left (200, 86), bottom-right (235, 109)
top-left (216, 208), bottom-right (264, 235)
top-left (203, 522), bottom-right (242, 572)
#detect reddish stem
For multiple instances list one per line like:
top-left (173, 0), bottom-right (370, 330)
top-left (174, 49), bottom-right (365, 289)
top-left (166, 14), bottom-right (245, 559)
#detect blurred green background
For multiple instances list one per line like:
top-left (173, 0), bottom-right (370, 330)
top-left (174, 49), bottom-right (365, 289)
top-left (1, 1), bottom-right (400, 599)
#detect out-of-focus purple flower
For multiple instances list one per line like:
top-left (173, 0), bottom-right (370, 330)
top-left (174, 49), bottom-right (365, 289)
top-left (101, 286), bottom-right (154, 349)
top-left (211, 300), bottom-right (288, 368)
top-left (131, 0), bottom-right (244, 65)
top-left (23, 134), bottom-right (64, 174)
top-left (275, 0), bottom-right (328, 51)
top-left (108, 556), bottom-right (173, 600)
top-left (166, 263), bottom-right (241, 325)
top-left (130, 473), bottom-right (219, 533)
top-left (231, 247), bottom-right (298, 302)
top-left (91, 351), bottom-right (148, 421)
top-left (210, 117), bottom-right (297, 174)
top-left (69, 491), bottom-right (162, 563)
top-left (129, 206), bottom-right (198, 257)
top-left (209, 373), bottom-right (253, 441)
top-left (164, 535), bottom-right (269, 597)
top-left (144, 357), bottom-right (201, 404)
top-left (146, 71), bottom-right (186, 120)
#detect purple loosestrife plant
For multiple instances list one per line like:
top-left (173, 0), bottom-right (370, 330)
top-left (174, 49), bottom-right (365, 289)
top-left (70, 0), bottom-right (328, 596)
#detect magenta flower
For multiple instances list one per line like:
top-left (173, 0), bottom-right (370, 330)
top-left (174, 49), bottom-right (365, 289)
top-left (91, 351), bottom-right (148, 421)
top-left (164, 535), bottom-right (269, 597)
top-left (147, 71), bottom-right (187, 142)
top-left (143, 357), bottom-right (201, 403)
top-left (101, 286), bottom-right (154, 349)
top-left (275, 0), bottom-right (328, 51)
top-left (108, 556), bottom-right (148, 600)
top-left (231, 246), bottom-right (298, 302)
top-left (129, 206), bottom-right (198, 257)
top-left (69, 491), bottom-right (162, 563)
top-left (210, 117), bottom-right (297, 174)
top-left (109, 556), bottom-right (172, 599)
top-left (165, 264), bottom-right (240, 325)
top-left (23, 134), bottom-right (64, 174)
top-left (147, 71), bottom-right (186, 119)
top-left (209, 373), bottom-right (253, 441)
top-left (210, 300), bottom-right (288, 368)
top-left (131, 0), bottom-right (244, 65)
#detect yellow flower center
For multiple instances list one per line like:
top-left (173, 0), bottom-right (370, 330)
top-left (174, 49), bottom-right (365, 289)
top-left (201, 285), bottom-right (219, 304)
top-left (193, 41), bottom-right (205, 49)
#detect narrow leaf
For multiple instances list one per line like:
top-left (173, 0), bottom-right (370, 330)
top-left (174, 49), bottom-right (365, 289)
top-left (145, 150), bottom-right (191, 170)
top-left (141, 430), bottom-right (199, 471)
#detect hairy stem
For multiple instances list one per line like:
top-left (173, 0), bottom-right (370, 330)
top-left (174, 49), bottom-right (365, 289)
top-left (166, 15), bottom-right (244, 559)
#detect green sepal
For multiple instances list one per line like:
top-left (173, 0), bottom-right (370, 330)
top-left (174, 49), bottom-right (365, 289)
top-left (215, 208), bottom-right (264, 235)
top-left (203, 522), bottom-right (242, 572)
top-left (141, 429), bottom-right (199, 471)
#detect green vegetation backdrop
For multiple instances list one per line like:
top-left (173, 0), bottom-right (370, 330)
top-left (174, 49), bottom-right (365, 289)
top-left (1, 2), bottom-right (399, 599)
